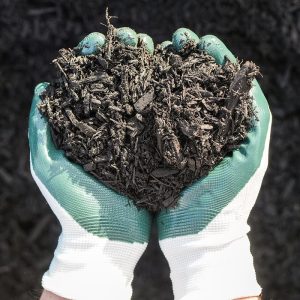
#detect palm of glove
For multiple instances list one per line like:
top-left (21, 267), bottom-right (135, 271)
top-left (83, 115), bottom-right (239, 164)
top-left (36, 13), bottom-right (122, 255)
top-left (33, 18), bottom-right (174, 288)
top-left (157, 33), bottom-right (271, 239)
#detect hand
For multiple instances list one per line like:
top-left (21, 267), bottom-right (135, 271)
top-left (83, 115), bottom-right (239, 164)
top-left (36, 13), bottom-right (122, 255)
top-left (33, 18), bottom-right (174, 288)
top-left (29, 28), bottom-right (154, 300)
top-left (156, 29), bottom-right (272, 299)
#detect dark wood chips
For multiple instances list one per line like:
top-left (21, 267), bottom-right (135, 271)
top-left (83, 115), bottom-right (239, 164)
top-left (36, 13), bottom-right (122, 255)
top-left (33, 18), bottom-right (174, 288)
top-left (38, 23), bottom-right (259, 212)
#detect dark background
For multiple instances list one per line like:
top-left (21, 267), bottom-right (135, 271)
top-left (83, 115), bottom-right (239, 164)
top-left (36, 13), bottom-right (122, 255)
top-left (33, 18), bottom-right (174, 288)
top-left (0, 0), bottom-right (299, 299)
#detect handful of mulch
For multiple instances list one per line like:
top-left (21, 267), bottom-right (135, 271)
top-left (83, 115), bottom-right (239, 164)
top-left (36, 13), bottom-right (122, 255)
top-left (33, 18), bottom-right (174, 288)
top-left (38, 21), bottom-right (259, 212)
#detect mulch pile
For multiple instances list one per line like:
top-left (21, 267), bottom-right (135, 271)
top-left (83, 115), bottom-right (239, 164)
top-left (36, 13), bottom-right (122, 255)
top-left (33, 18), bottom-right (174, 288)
top-left (39, 22), bottom-right (258, 211)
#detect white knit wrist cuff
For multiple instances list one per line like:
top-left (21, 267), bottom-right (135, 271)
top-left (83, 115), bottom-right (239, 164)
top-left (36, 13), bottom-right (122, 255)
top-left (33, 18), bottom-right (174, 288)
top-left (42, 235), bottom-right (144, 300)
top-left (161, 235), bottom-right (261, 300)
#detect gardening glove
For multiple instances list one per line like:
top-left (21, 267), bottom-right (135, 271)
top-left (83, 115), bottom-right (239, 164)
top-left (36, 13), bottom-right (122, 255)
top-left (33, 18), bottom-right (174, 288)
top-left (28, 29), bottom-right (154, 300)
top-left (156, 29), bottom-right (272, 300)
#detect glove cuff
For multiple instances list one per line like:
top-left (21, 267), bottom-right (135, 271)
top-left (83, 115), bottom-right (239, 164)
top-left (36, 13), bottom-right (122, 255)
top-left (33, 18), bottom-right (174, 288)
top-left (160, 234), bottom-right (261, 300)
top-left (42, 235), bottom-right (146, 300)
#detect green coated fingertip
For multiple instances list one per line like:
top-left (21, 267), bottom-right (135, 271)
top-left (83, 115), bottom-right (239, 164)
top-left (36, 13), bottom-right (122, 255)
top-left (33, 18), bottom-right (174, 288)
top-left (137, 33), bottom-right (154, 54)
top-left (160, 40), bottom-right (172, 49)
top-left (116, 27), bottom-right (138, 47)
top-left (76, 32), bottom-right (105, 55)
top-left (34, 82), bottom-right (49, 98)
top-left (172, 28), bottom-right (200, 51)
top-left (198, 35), bottom-right (237, 65)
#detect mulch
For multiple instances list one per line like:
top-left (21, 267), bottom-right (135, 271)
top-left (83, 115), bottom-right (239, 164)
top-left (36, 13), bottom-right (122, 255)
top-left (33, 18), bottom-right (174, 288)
top-left (40, 19), bottom-right (258, 211)
top-left (1, 0), bottom-right (299, 299)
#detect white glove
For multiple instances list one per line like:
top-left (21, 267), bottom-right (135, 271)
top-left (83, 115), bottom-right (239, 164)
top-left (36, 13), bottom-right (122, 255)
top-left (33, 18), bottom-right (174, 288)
top-left (156, 31), bottom-right (271, 300)
top-left (29, 30), bottom-right (153, 300)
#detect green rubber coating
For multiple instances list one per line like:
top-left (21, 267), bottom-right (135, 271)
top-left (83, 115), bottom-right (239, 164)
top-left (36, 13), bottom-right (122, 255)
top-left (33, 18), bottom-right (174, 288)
top-left (198, 35), bottom-right (237, 65)
top-left (116, 27), bottom-right (138, 47)
top-left (137, 33), bottom-right (154, 54)
top-left (157, 35), bottom-right (271, 240)
top-left (172, 28), bottom-right (200, 51)
top-left (160, 40), bottom-right (172, 49)
top-left (29, 83), bottom-right (151, 243)
top-left (76, 32), bottom-right (105, 55)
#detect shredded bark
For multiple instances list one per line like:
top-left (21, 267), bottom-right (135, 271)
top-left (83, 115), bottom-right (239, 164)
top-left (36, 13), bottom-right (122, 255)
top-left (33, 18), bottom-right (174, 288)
top-left (38, 21), bottom-right (259, 212)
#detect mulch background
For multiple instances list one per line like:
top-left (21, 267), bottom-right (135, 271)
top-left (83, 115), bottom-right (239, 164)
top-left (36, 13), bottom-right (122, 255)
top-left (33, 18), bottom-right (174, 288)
top-left (0, 0), bottom-right (299, 299)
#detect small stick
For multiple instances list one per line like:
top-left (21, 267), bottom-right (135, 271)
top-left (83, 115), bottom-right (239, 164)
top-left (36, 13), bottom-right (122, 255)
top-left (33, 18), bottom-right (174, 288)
top-left (65, 108), bottom-right (96, 137)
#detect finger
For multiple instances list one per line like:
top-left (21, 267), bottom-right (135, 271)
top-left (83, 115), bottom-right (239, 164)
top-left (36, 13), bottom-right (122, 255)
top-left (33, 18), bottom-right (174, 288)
top-left (198, 35), bottom-right (236, 65)
top-left (75, 32), bottom-right (106, 55)
top-left (29, 82), bottom-right (49, 150)
top-left (137, 33), bottom-right (154, 54)
top-left (29, 82), bottom-right (61, 169)
top-left (197, 36), bottom-right (271, 127)
top-left (160, 40), bottom-right (172, 49)
top-left (116, 27), bottom-right (138, 47)
top-left (172, 28), bottom-right (200, 51)
top-left (198, 36), bottom-right (270, 128)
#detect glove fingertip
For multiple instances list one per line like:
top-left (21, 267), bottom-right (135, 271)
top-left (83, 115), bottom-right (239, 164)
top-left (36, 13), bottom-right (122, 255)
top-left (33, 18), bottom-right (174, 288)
top-left (137, 33), bottom-right (154, 54)
top-left (76, 32), bottom-right (106, 55)
top-left (34, 82), bottom-right (49, 99)
top-left (116, 27), bottom-right (138, 47)
top-left (160, 40), bottom-right (172, 49)
top-left (198, 35), bottom-right (236, 65)
top-left (172, 28), bottom-right (200, 51)
top-left (30, 82), bottom-right (49, 134)
top-left (31, 82), bottom-right (49, 119)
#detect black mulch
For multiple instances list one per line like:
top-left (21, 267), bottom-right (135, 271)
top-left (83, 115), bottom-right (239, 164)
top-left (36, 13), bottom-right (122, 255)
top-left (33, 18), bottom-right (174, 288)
top-left (0, 1), bottom-right (299, 299)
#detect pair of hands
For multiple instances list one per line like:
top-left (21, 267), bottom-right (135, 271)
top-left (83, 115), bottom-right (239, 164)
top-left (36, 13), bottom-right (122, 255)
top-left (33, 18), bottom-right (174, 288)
top-left (29, 27), bottom-right (271, 300)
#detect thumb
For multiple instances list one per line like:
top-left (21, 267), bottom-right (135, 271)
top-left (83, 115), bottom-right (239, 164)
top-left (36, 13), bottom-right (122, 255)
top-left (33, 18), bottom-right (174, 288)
top-left (198, 34), bottom-right (237, 65)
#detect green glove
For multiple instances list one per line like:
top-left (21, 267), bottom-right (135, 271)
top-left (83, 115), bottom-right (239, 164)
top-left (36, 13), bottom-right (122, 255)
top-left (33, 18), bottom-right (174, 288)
top-left (157, 29), bottom-right (272, 300)
top-left (29, 29), bottom-right (153, 300)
